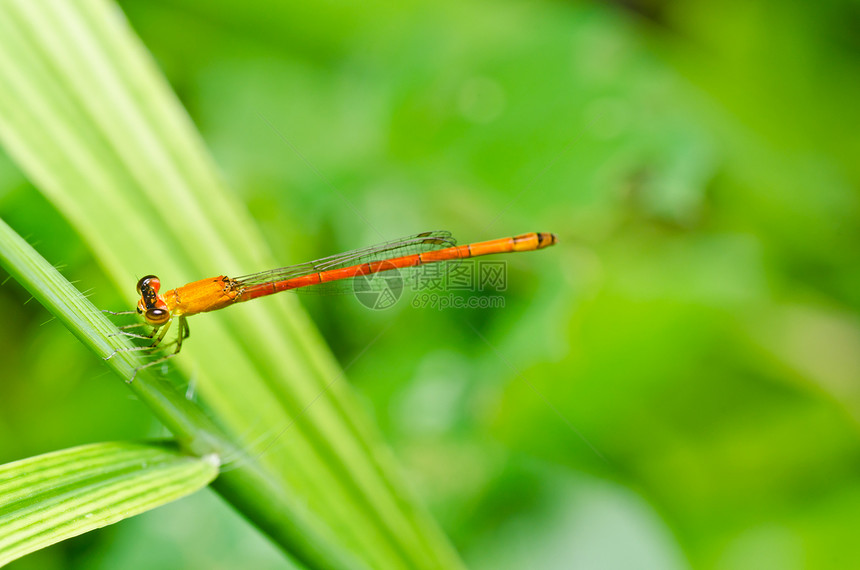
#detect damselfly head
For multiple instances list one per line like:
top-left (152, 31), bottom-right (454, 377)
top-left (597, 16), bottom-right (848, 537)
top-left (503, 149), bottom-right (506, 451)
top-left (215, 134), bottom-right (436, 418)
top-left (144, 307), bottom-right (170, 326)
top-left (136, 274), bottom-right (171, 326)
top-left (136, 275), bottom-right (160, 295)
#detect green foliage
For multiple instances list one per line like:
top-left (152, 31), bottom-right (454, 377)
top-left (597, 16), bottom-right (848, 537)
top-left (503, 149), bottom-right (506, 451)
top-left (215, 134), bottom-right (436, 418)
top-left (1, 0), bottom-right (859, 568)
top-left (0, 441), bottom-right (217, 567)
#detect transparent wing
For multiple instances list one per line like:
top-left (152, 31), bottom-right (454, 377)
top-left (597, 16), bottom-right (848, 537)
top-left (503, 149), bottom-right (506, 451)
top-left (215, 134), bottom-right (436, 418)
top-left (234, 230), bottom-right (459, 296)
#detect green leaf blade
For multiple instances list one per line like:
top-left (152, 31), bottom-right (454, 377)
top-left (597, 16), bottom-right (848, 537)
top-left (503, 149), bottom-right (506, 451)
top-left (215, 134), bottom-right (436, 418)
top-left (0, 441), bottom-right (218, 567)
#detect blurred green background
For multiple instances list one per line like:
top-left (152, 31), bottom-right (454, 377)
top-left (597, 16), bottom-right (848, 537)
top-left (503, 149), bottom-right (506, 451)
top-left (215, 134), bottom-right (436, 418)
top-left (2, 0), bottom-right (859, 568)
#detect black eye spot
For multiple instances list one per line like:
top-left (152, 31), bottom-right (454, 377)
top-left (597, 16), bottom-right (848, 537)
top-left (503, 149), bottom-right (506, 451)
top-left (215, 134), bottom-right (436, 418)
top-left (137, 274), bottom-right (160, 294)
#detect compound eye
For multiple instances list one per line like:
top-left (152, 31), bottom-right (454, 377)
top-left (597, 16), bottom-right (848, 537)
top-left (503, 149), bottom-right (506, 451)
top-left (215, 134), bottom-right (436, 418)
top-left (137, 275), bottom-right (161, 295)
top-left (145, 307), bottom-right (170, 326)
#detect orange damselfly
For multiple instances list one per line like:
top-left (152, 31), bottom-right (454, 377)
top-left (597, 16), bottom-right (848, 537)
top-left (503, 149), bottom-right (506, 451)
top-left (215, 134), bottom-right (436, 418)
top-left (113, 231), bottom-right (556, 374)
